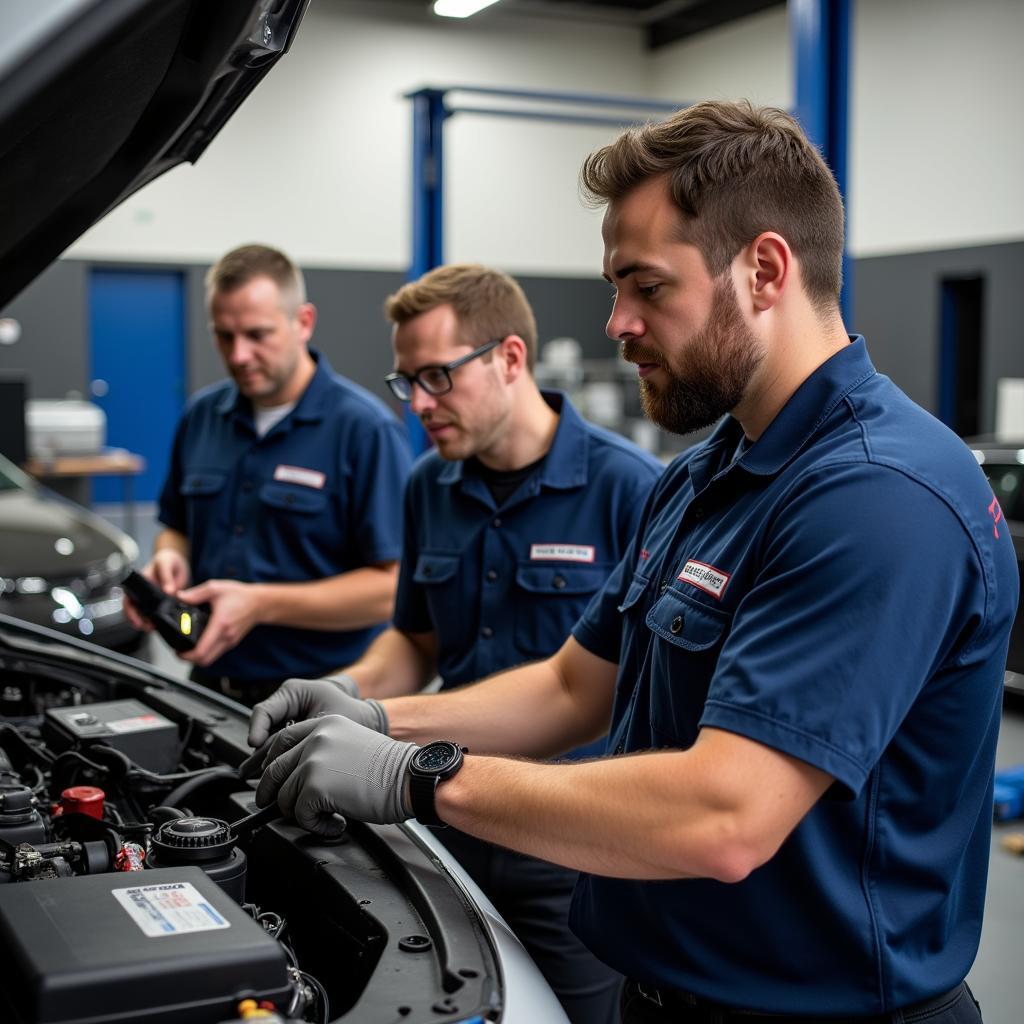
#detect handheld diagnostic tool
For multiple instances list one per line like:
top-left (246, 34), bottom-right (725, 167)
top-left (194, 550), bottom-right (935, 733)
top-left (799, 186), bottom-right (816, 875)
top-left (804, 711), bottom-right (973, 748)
top-left (121, 570), bottom-right (210, 653)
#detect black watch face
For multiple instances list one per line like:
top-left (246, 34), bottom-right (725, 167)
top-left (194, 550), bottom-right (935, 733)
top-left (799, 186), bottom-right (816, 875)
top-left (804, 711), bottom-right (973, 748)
top-left (415, 741), bottom-right (459, 773)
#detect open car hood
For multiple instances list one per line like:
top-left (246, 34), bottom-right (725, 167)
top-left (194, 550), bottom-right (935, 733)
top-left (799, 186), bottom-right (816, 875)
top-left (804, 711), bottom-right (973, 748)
top-left (0, 0), bottom-right (309, 306)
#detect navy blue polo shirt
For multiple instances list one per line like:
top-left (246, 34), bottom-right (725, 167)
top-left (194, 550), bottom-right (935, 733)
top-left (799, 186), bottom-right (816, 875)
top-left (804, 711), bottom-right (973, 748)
top-left (158, 349), bottom-right (412, 682)
top-left (393, 390), bottom-right (661, 756)
top-left (570, 338), bottom-right (1019, 1013)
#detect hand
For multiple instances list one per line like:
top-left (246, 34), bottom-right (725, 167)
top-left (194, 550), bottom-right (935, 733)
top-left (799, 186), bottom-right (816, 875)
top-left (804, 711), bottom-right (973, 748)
top-left (122, 551), bottom-right (190, 631)
top-left (241, 675), bottom-right (388, 777)
top-left (254, 715), bottom-right (417, 837)
top-left (175, 579), bottom-right (262, 667)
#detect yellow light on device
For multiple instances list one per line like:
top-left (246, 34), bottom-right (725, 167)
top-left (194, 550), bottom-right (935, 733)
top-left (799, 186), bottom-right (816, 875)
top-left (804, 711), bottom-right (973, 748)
top-left (179, 612), bottom-right (193, 636)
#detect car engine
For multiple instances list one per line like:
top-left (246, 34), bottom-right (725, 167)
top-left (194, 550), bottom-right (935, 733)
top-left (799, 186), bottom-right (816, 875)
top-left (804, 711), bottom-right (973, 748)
top-left (0, 629), bottom-right (501, 1024)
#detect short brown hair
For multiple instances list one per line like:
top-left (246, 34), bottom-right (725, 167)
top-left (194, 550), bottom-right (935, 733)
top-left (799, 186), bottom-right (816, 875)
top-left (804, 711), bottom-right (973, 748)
top-left (205, 244), bottom-right (306, 313)
top-left (580, 100), bottom-right (844, 311)
top-left (384, 264), bottom-right (538, 370)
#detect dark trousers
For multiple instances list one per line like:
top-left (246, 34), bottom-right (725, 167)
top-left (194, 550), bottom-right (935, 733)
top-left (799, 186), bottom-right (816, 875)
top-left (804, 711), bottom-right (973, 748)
top-left (621, 980), bottom-right (982, 1024)
top-left (439, 829), bottom-right (622, 1024)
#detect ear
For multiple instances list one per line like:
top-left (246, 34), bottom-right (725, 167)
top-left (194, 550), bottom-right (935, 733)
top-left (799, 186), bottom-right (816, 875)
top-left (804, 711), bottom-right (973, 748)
top-left (497, 335), bottom-right (529, 383)
top-left (738, 233), bottom-right (790, 313)
top-left (295, 302), bottom-right (317, 343)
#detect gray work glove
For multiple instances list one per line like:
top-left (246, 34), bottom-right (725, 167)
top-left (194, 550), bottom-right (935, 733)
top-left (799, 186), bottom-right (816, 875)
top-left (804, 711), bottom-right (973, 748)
top-left (254, 714), bottom-right (416, 837)
top-left (240, 675), bottom-right (388, 779)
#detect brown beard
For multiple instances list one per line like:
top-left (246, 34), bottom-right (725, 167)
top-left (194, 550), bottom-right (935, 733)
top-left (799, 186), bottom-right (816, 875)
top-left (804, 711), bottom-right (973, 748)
top-left (623, 276), bottom-right (764, 436)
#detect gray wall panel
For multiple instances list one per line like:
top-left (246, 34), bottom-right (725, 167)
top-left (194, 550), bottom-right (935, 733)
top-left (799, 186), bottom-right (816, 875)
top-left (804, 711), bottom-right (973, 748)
top-left (853, 240), bottom-right (1024, 433)
top-left (4, 244), bottom-right (1021, 440)
top-left (0, 259), bottom-right (88, 400)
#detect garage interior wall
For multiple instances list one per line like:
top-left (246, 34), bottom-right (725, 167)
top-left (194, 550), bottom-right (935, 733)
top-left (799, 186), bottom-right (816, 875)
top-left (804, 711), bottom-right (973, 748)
top-left (1, 0), bottom-right (1022, 430)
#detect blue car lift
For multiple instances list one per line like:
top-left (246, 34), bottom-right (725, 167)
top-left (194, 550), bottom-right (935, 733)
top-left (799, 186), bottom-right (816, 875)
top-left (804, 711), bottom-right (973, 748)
top-left (405, 0), bottom-right (852, 451)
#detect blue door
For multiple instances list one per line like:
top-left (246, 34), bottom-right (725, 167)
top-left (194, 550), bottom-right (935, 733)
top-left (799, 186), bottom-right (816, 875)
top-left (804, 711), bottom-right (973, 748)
top-left (88, 270), bottom-right (186, 504)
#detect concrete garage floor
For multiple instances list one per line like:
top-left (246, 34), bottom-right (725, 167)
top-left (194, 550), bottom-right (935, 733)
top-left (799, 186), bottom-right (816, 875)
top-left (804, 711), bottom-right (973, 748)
top-left (109, 503), bottom-right (1023, 1023)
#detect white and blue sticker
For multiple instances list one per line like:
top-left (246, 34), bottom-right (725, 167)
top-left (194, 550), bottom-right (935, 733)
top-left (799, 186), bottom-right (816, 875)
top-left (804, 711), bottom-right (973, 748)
top-left (113, 881), bottom-right (230, 938)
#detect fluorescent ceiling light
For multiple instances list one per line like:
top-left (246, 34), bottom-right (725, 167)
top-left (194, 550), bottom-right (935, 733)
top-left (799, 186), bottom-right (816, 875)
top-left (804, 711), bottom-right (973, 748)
top-left (433, 0), bottom-right (502, 18)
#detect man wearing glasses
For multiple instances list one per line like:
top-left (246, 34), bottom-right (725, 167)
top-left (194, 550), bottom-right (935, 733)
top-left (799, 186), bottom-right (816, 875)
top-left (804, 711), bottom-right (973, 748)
top-left (250, 263), bottom-right (661, 1023)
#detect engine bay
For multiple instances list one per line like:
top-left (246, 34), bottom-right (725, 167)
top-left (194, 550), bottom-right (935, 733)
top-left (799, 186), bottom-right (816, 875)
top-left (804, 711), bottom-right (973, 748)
top-left (0, 628), bottom-right (501, 1024)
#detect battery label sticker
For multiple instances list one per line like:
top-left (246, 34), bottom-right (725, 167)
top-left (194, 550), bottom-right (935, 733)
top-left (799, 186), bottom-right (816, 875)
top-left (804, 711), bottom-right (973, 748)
top-left (529, 544), bottom-right (595, 562)
top-left (113, 882), bottom-right (230, 938)
top-left (106, 714), bottom-right (169, 734)
top-left (677, 559), bottom-right (731, 599)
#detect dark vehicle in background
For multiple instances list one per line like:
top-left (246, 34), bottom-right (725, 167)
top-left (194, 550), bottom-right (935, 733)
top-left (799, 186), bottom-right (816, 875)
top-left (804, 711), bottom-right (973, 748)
top-left (970, 439), bottom-right (1024, 696)
top-left (0, 2), bottom-right (566, 1022)
top-left (0, 453), bottom-right (141, 651)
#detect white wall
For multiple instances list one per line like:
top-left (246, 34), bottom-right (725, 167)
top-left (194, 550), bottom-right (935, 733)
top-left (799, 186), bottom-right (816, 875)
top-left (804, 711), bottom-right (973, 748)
top-left (69, 1), bottom-right (648, 276)
top-left (848, 0), bottom-right (1024, 256)
top-left (649, 6), bottom-right (790, 108)
top-left (67, 0), bottom-right (1023, 272)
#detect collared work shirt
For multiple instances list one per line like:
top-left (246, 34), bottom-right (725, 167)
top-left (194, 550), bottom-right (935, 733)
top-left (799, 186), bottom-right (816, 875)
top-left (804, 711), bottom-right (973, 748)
top-left (570, 338), bottom-right (1018, 1013)
top-left (158, 349), bottom-right (412, 682)
top-left (394, 391), bottom-right (661, 755)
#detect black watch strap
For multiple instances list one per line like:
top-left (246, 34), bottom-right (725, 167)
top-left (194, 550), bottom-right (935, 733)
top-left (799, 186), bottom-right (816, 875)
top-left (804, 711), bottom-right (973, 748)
top-left (409, 773), bottom-right (445, 828)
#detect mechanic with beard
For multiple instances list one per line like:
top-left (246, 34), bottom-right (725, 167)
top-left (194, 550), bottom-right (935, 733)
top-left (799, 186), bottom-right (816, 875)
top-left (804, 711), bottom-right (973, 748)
top-left (245, 103), bottom-right (1018, 1022)
top-left (249, 263), bottom-right (662, 1023)
top-left (124, 244), bottom-right (412, 705)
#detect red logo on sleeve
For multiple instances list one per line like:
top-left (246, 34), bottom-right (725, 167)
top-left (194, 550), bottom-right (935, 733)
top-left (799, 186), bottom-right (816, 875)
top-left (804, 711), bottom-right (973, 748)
top-left (989, 495), bottom-right (1003, 539)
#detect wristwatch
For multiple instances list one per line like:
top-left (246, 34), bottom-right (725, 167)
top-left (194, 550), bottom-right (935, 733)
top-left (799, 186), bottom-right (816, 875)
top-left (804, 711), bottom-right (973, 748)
top-left (408, 740), bottom-right (466, 828)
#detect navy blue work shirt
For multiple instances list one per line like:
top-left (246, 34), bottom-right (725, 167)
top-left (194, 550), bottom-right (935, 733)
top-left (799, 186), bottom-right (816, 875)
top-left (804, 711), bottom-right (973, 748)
top-left (570, 338), bottom-right (1019, 1013)
top-left (393, 390), bottom-right (661, 756)
top-left (158, 349), bottom-right (412, 683)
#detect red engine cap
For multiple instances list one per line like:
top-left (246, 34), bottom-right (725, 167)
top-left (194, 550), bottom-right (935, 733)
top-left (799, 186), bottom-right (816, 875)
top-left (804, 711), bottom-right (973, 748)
top-left (61, 785), bottom-right (106, 819)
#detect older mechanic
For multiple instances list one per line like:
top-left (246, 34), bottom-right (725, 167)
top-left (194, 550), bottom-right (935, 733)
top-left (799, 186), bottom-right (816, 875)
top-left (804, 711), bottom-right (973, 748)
top-left (251, 264), bottom-right (662, 1023)
top-left (245, 103), bottom-right (1018, 1023)
top-left (125, 244), bottom-right (411, 705)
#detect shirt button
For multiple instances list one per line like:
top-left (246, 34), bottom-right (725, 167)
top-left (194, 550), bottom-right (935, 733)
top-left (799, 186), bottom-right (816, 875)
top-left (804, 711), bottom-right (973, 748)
top-left (284, 493), bottom-right (296, 505)
top-left (552, 574), bottom-right (567, 590)
top-left (692, 506), bottom-right (704, 520)
top-left (670, 615), bottom-right (684, 634)
top-left (481, 626), bottom-right (493, 638)
top-left (423, 565), bottom-right (433, 577)
top-left (486, 569), bottom-right (498, 582)
top-left (659, 583), bottom-right (668, 595)
top-left (492, 518), bottom-right (502, 528)
top-left (241, 480), bottom-right (253, 492)
top-left (234, 524), bottom-right (245, 536)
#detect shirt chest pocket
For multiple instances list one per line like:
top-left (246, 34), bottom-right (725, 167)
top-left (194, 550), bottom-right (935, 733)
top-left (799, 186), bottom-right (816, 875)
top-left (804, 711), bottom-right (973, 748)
top-left (412, 552), bottom-right (465, 643)
top-left (514, 563), bottom-right (608, 658)
top-left (645, 589), bottom-right (731, 744)
top-left (258, 481), bottom-right (329, 515)
top-left (182, 471), bottom-right (226, 500)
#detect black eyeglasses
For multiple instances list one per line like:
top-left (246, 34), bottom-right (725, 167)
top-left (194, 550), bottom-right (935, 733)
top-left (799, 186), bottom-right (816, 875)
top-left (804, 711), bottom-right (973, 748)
top-left (385, 338), bottom-right (503, 402)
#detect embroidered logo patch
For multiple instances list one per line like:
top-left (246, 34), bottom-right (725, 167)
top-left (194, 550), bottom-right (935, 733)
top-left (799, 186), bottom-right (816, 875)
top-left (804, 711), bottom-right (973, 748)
top-left (274, 465), bottom-right (326, 490)
top-left (678, 559), bottom-right (731, 599)
top-left (530, 544), bottom-right (595, 563)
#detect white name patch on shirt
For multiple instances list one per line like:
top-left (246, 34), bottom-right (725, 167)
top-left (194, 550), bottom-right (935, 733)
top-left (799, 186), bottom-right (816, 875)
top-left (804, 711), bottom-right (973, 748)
top-left (529, 544), bottom-right (595, 563)
top-left (274, 464), bottom-right (326, 490)
top-left (678, 559), bottom-right (731, 599)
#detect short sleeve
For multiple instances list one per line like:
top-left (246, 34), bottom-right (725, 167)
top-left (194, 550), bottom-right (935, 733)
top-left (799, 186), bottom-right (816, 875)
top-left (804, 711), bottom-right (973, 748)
top-left (701, 462), bottom-right (987, 797)
top-left (346, 419), bottom-right (412, 564)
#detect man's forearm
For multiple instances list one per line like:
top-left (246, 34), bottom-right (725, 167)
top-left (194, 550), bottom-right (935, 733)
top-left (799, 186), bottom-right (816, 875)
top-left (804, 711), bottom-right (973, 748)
top-left (344, 628), bottom-right (437, 699)
top-left (154, 527), bottom-right (189, 560)
top-left (252, 563), bottom-right (399, 632)
top-left (435, 730), bottom-right (833, 882)
top-left (384, 639), bottom-right (615, 759)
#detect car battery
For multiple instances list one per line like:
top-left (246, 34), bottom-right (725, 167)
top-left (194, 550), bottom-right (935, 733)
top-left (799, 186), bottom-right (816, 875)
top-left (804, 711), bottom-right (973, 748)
top-left (0, 867), bottom-right (291, 1024)
top-left (43, 700), bottom-right (180, 774)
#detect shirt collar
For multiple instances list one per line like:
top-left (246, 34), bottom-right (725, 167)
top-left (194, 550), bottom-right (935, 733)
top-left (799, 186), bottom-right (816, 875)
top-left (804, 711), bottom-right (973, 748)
top-left (436, 390), bottom-right (589, 490)
top-left (736, 335), bottom-right (876, 477)
top-left (215, 347), bottom-right (332, 423)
